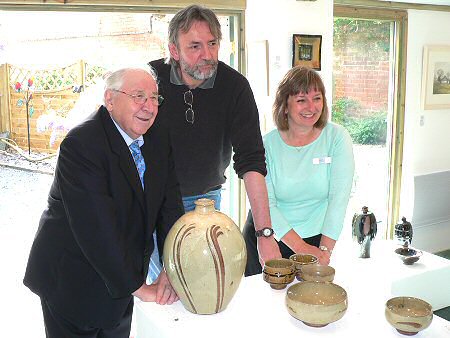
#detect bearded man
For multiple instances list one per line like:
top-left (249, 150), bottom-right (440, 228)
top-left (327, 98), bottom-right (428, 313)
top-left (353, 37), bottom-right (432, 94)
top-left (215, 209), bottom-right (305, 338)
top-left (148, 5), bottom-right (281, 271)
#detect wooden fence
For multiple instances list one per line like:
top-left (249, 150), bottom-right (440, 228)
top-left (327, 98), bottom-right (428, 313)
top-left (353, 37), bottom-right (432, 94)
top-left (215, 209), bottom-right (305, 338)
top-left (0, 60), bottom-right (105, 153)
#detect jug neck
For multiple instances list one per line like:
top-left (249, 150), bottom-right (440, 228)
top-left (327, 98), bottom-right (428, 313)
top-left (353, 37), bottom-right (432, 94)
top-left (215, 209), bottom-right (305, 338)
top-left (194, 198), bottom-right (215, 215)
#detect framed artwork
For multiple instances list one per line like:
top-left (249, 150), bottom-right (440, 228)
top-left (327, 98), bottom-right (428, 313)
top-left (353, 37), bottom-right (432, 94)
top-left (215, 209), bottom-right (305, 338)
top-left (421, 45), bottom-right (450, 110)
top-left (292, 34), bottom-right (322, 70)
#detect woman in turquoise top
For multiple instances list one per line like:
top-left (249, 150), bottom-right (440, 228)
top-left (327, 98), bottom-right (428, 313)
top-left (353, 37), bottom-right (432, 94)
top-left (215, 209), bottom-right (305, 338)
top-left (244, 67), bottom-right (354, 276)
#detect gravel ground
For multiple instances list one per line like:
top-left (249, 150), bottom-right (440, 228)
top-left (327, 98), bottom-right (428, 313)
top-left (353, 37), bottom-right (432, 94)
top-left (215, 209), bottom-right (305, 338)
top-left (0, 164), bottom-right (54, 338)
top-left (0, 148), bottom-right (57, 175)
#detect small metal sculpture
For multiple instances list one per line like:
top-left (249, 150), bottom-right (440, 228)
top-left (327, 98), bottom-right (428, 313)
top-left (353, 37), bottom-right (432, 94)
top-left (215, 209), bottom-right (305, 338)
top-left (394, 217), bottom-right (413, 247)
top-left (352, 206), bottom-right (377, 258)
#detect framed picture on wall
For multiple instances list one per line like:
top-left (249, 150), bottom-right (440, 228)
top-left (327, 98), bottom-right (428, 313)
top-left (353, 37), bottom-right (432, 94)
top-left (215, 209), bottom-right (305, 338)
top-left (421, 45), bottom-right (450, 110)
top-left (292, 34), bottom-right (322, 70)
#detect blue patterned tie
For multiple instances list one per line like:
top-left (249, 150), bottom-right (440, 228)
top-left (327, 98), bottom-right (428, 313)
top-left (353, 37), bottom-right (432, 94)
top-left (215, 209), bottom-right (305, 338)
top-left (129, 140), bottom-right (162, 284)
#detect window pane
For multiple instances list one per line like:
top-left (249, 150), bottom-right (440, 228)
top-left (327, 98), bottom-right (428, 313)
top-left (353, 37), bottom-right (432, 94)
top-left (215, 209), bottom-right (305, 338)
top-left (333, 18), bottom-right (394, 241)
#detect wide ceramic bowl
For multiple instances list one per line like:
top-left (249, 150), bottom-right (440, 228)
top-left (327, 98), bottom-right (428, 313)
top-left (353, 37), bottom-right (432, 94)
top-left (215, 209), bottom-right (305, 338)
top-left (289, 253), bottom-right (318, 280)
top-left (285, 281), bottom-right (348, 327)
top-left (395, 247), bottom-right (423, 265)
top-left (385, 296), bottom-right (433, 336)
top-left (300, 265), bottom-right (335, 283)
top-left (263, 258), bottom-right (295, 290)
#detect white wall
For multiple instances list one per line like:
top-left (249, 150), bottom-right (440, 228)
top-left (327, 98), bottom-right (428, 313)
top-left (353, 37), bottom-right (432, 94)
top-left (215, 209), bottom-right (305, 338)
top-left (245, 0), bottom-right (333, 133)
top-left (403, 10), bottom-right (450, 175)
top-left (400, 9), bottom-right (450, 252)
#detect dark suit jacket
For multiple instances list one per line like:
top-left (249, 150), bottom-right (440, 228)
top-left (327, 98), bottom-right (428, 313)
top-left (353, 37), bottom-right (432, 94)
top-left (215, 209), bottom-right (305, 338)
top-left (23, 106), bottom-right (184, 328)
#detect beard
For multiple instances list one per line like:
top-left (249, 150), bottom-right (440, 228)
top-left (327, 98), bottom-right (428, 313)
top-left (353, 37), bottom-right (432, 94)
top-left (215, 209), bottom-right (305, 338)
top-left (179, 58), bottom-right (218, 81)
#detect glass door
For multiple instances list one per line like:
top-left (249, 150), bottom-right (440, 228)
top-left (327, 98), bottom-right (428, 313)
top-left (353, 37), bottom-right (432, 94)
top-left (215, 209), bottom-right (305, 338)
top-left (333, 6), bottom-right (407, 241)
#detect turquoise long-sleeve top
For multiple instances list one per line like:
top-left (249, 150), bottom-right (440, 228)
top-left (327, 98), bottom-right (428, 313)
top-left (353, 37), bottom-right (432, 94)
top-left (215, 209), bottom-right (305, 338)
top-left (264, 122), bottom-right (355, 241)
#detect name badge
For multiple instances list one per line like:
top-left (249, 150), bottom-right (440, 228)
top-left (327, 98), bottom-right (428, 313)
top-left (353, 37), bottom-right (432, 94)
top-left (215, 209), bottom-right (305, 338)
top-left (313, 157), bottom-right (332, 165)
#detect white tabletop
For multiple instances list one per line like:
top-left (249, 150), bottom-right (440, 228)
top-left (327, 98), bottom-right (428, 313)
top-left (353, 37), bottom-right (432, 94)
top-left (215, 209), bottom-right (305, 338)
top-left (333, 239), bottom-right (450, 310)
top-left (135, 240), bottom-right (450, 338)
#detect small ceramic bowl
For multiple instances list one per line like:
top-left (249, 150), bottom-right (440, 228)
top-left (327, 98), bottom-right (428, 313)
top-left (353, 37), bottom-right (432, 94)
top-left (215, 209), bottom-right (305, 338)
top-left (285, 281), bottom-right (348, 327)
top-left (289, 253), bottom-right (318, 280)
top-left (300, 265), bottom-right (335, 283)
top-left (395, 247), bottom-right (423, 265)
top-left (385, 296), bottom-right (433, 336)
top-left (263, 258), bottom-right (295, 290)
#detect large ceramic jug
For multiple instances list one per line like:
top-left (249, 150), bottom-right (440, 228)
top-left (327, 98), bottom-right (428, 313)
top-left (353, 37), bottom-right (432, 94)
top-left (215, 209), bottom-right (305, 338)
top-left (163, 198), bottom-right (247, 314)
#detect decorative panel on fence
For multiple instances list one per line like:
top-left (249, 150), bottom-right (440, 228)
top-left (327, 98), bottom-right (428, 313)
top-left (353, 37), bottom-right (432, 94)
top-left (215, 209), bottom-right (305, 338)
top-left (10, 90), bottom-right (79, 152)
top-left (5, 61), bottom-right (106, 153)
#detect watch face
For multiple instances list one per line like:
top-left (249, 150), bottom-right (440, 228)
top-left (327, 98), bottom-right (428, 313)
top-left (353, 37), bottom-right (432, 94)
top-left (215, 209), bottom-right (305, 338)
top-left (256, 227), bottom-right (274, 237)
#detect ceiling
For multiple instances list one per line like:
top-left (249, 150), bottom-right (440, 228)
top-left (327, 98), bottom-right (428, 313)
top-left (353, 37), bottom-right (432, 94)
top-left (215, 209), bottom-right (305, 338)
top-left (381, 0), bottom-right (450, 5)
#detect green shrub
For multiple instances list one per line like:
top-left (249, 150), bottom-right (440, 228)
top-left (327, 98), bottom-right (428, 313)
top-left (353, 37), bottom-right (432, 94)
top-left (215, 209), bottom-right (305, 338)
top-left (347, 112), bottom-right (387, 145)
top-left (331, 97), bottom-right (360, 125)
top-left (332, 97), bottom-right (387, 145)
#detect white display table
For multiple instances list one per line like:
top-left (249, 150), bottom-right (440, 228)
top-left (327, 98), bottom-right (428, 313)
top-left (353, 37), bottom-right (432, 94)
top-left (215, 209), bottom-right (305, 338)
top-left (135, 240), bottom-right (450, 338)
top-left (334, 240), bottom-right (450, 310)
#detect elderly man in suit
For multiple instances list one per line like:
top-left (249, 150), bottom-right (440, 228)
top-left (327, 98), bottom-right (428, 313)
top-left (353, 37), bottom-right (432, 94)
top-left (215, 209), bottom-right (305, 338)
top-left (23, 67), bottom-right (184, 338)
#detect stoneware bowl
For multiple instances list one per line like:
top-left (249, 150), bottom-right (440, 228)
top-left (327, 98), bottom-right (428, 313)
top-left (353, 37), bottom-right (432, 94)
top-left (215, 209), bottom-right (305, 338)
top-left (395, 247), bottom-right (423, 265)
top-left (285, 281), bottom-right (348, 327)
top-left (385, 296), bottom-right (433, 336)
top-left (289, 253), bottom-right (318, 280)
top-left (263, 258), bottom-right (296, 290)
top-left (299, 264), bottom-right (335, 283)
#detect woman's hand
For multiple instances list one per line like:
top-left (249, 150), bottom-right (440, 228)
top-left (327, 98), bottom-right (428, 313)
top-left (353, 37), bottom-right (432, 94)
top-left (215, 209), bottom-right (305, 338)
top-left (280, 231), bottom-right (330, 265)
top-left (315, 246), bottom-right (331, 265)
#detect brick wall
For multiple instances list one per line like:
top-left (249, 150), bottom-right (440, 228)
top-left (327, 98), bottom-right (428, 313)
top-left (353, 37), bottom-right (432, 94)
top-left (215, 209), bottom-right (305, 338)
top-left (5, 12), bottom-right (167, 67)
top-left (334, 49), bottom-right (389, 116)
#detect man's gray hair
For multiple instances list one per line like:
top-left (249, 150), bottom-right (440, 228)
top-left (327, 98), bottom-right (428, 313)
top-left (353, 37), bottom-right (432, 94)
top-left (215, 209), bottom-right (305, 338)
top-left (167, 5), bottom-right (222, 67)
top-left (103, 67), bottom-right (158, 104)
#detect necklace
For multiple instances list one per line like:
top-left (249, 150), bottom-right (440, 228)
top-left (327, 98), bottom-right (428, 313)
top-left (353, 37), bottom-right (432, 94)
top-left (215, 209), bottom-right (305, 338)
top-left (285, 127), bottom-right (317, 148)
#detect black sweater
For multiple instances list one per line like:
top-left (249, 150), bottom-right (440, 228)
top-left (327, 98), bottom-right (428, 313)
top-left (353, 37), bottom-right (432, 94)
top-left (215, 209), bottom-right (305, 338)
top-left (150, 59), bottom-right (266, 196)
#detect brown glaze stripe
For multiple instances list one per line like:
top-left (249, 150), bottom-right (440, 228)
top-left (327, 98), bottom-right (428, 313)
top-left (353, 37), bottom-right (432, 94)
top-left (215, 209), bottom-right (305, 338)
top-left (206, 224), bottom-right (225, 313)
top-left (206, 226), bottom-right (221, 313)
top-left (263, 272), bottom-right (295, 277)
top-left (173, 223), bottom-right (197, 313)
top-left (212, 225), bottom-right (225, 311)
top-left (397, 322), bottom-right (422, 328)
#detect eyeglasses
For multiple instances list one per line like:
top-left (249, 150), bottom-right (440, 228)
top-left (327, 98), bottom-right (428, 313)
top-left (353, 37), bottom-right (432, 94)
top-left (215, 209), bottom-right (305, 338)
top-left (113, 89), bottom-right (164, 106)
top-left (184, 90), bottom-right (194, 124)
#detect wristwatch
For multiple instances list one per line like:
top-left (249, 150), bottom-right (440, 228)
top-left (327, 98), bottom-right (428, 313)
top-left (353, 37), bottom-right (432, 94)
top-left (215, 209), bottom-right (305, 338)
top-left (319, 245), bottom-right (332, 254)
top-left (255, 227), bottom-right (275, 238)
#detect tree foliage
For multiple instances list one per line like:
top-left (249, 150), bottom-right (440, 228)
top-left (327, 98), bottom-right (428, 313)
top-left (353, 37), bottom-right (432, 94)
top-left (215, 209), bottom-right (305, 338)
top-left (334, 18), bottom-right (391, 58)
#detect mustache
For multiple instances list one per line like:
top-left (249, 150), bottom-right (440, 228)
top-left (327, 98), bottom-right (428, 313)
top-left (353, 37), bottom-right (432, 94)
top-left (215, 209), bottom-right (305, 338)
top-left (197, 60), bottom-right (218, 67)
